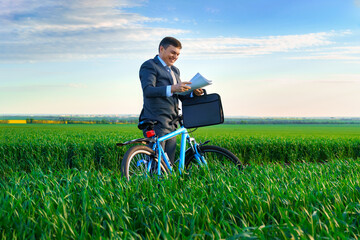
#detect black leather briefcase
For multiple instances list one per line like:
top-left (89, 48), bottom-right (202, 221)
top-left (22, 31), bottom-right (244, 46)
top-left (182, 91), bottom-right (224, 128)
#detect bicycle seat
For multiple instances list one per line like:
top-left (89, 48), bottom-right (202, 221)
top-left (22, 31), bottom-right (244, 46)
top-left (138, 120), bottom-right (158, 130)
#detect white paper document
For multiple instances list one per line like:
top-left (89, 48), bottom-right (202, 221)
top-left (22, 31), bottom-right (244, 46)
top-left (178, 73), bottom-right (212, 95)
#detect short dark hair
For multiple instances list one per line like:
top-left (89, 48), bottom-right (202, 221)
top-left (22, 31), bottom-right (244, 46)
top-left (158, 36), bottom-right (182, 52)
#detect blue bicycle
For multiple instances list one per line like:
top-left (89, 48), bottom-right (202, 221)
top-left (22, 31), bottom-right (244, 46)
top-left (117, 116), bottom-right (242, 180)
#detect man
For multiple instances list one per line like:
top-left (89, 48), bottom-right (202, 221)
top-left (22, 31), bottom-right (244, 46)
top-left (139, 36), bottom-right (203, 164)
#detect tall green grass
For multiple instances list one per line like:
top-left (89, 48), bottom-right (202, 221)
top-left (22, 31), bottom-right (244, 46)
top-left (1, 124), bottom-right (360, 175)
top-left (1, 160), bottom-right (360, 239)
top-left (1, 124), bottom-right (360, 238)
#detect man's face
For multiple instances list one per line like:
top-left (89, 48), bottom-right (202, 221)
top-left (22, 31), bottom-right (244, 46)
top-left (159, 45), bottom-right (181, 66)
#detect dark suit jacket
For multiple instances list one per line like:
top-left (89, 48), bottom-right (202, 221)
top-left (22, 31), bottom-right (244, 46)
top-left (139, 55), bottom-right (187, 132)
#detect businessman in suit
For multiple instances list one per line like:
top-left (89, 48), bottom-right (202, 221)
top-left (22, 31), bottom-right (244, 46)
top-left (139, 36), bottom-right (203, 164)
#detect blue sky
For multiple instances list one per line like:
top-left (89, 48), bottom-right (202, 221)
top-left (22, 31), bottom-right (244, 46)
top-left (1, 0), bottom-right (360, 117)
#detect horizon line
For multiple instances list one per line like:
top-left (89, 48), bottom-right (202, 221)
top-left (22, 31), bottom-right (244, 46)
top-left (1, 114), bottom-right (360, 119)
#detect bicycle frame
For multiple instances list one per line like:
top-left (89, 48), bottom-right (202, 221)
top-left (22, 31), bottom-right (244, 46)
top-left (151, 126), bottom-right (207, 175)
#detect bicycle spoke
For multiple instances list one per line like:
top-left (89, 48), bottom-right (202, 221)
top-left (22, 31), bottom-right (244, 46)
top-left (122, 145), bottom-right (170, 180)
top-left (185, 145), bottom-right (242, 173)
top-left (128, 153), bottom-right (148, 177)
top-left (204, 151), bottom-right (238, 171)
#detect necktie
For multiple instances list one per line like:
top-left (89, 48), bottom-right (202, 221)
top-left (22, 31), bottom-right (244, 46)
top-left (166, 66), bottom-right (177, 85)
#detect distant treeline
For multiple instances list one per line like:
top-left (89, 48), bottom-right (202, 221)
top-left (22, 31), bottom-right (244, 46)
top-left (225, 118), bottom-right (360, 124)
top-left (0, 118), bottom-right (138, 124)
top-left (1, 116), bottom-right (360, 125)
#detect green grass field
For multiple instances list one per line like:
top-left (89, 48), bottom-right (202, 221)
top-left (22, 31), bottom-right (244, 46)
top-left (2, 124), bottom-right (360, 174)
top-left (1, 124), bottom-right (360, 239)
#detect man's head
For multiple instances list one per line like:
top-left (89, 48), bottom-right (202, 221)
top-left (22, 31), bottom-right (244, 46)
top-left (158, 36), bottom-right (182, 66)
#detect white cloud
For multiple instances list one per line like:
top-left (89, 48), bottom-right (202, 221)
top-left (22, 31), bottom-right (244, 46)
top-left (181, 32), bottom-right (340, 58)
top-left (0, 83), bottom-right (88, 91)
top-left (0, 0), bottom-right (186, 62)
top-left (205, 7), bottom-right (220, 14)
top-left (289, 45), bottom-right (360, 60)
top-left (0, 0), bottom-right (144, 15)
top-left (0, 0), bottom-right (356, 62)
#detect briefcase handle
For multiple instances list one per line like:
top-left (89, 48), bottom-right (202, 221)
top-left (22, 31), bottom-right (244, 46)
top-left (194, 89), bottom-right (207, 97)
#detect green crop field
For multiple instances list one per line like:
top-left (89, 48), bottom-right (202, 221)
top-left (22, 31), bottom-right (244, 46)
top-left (1, 123), bottom-right (360, 239)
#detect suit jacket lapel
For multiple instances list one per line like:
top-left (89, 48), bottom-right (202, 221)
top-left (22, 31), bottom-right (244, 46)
top-left (154, 55), bottom-right (175, 85)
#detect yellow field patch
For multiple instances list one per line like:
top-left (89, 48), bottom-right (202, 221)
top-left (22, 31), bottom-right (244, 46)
top-left (7, 120), bottom-right (27, 124)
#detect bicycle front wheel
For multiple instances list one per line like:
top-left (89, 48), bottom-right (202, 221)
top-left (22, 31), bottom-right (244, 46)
top-left (121, 145), bottom-right (169, 180)
top-left (185, 145), bottom-right (242, 172)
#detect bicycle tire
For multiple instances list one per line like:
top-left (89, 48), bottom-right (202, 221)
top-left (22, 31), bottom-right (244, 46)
top-left (185, 145), bottom-right (242, 171)
top-left (121, 145), bottom-right (170, 180)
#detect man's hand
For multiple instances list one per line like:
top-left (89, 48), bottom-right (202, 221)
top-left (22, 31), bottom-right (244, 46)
top-left (193, 88), bottom-right (204, 96)
top-left (171, 82), bottom-right (191, 93)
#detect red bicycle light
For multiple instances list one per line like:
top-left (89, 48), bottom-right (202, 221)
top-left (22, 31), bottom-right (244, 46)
top-left (146, 130), bottom-right (155, 138)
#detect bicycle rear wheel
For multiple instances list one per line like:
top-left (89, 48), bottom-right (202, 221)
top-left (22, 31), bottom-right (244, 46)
top-left (121, 145), bottom-right (169, 180)
top-left (185, 145), bottom-right (242, 172)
